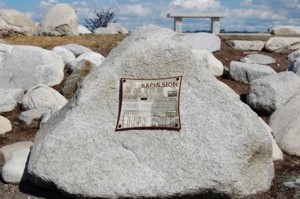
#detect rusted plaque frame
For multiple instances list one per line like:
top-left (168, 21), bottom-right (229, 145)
top-left (116, 76), bottom-right (182, 131)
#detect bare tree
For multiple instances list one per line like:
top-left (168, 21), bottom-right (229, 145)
top-left (85, 9), bottom-right (117, 31)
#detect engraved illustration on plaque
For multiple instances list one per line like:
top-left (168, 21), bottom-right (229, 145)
top-left (116, 76), bottom-right (182, 131)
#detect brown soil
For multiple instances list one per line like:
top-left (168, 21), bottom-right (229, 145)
top-left (0, 35), bottom-right (300, 199)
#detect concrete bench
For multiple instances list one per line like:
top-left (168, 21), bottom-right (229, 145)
top-left (167, 13), bottom-right (226, 34)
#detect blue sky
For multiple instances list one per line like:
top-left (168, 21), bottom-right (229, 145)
top-left (0, 0), bottom-right (299, 32)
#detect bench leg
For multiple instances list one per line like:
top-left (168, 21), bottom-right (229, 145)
top-left (174, 17), bottom-right (182, 33)
top-left (211, 17), bottom-right (220, 34)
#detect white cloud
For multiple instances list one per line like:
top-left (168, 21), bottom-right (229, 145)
top-left (28, 0), bottom-right (300, 32)
top-left (119, 4), bottom-right (151, 17)
top-left (167, 0), bottom-right (228, 13)
top-left (39, 0), bottom-right (59, 10)
top-left (231, 8), bottom-right (284, 20)
top-left (73, 1), bottom-right (88, 7)
top-left (220, 0), bottom-right (300, 32)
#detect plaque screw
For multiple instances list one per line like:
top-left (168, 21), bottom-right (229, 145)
top-left (175, 124), bottom-right (178, 127)
top-left (176, 77), bottom-right (180, 81)
top-left (118, 125), bottom-right (122, 128)
top-left (123, 79), bottom-right (126, 83)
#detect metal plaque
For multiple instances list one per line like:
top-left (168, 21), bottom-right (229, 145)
top-left (116, 76), bottom-right (182, 131)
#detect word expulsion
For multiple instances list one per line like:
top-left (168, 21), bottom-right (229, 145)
top-left (141, 81), bottom-right (178, 89)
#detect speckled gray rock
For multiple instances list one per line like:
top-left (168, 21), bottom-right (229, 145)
top-left (0, 9), bottom-right (36, 37)
top-left (229, 61), bottom-right (276, 83)
top-left (191, 49), bottom-right (223, 76)
top-left (288, 60), bottom-right (300, 77)
top-left (269, 94), bottom-right (300, 156)
top-left (0, 88), bottom-right (24, 112)
top-left (78, 24), bottom-right (91, 34)
top-left (247, 72), bottom-right (300, 114)
top-left (226, 40), bottom-right (265, 51)
top-left (175, 32), bottom-right (221, 52)
top-left (265, 37), bottom-right (300, 52)
top-left (0, 115), bottom-right (12, 135)
top-left (19, 108), bottom-right (50, 125)
top-left (22, 84), bottom-right (67, 110)
top-left (52, 46), bottom-right (76, 65)
top-left (37, 4), bottom-right (79, 36)
top-left (2, 147), bottom-right (30, 184)
top-left (40, 105), bottom-right (64, 127)
top-left (60, 44), bottom-right (92, 57)
top-left (93, 27), bottom-right (119, 34)
top-left (258, 118), bottom-right (283, 161)
top-left (28, 25), bottom-right (274, 199)
top-left (241, 54), bottom-right (276, 65)
top-left (76, 52), bottom-right (105, 66)
top-left (273, 26), bottom-right (300, 36)
top-left (107, 23), bottom-right (128, 34)
top-left (0, 141), bottom-right (33, 167)
top-left (0, 44), bottom-right (64, 90)
top-left (288, 50), bottom-right (300, 62)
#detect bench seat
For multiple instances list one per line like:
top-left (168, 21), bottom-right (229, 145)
top-left (167, 13), bottom-right (226, 34)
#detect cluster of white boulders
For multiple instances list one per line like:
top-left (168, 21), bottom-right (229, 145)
top-left (225, 37), bottom-right (300, 159)
top-left (227, 26), bottom-right (300, 53)
top-left (0, 41), bottom-right (106, 184)
top-left (0, 3), bottom-right (128, 36)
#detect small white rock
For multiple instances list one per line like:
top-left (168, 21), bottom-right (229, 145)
top-left (0, 141), bottom-right (33, 166)
top-left (2, 148), bottom-right (30, 184)
top-left (52, 46), bottom-right (76, 65)
top-left (22, 84), bottom-right (67, 110)
top-left (76, 52), bottom-right (105, 66)
top-left (0, 115), bottom-right (12, 135)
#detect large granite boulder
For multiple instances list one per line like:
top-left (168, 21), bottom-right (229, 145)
top-left (37, 4), bottom-right (79, 36)
top-left (226, 40), bottom-right (265, 51)
top-left (0, 44), bottom-right (64, 90)
top-left (265, 37), bottom-right (300, 52)
top-left (269, 94), bottom-right (300, 156)
top-left (247, 72), bottom-right (300, 114)
top-left (272, 26), bottom-right (300, 36)
top-left (28, 25), bottom-right (274, 198)
top-left (175, 33), bottom-right (221, 52)
top-left (229, 61), bottom-right (276, 83)
top-left (0, 9), bottom-right (36, 37)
